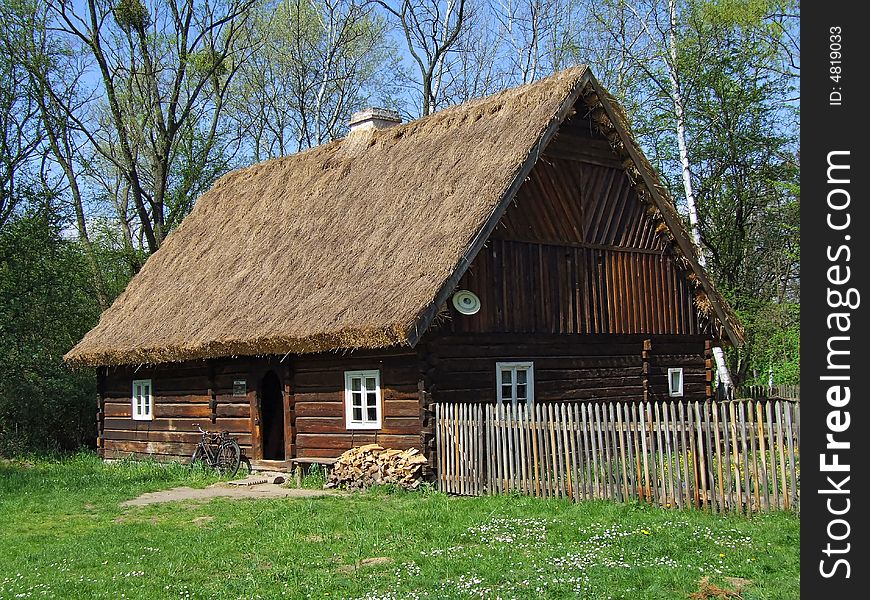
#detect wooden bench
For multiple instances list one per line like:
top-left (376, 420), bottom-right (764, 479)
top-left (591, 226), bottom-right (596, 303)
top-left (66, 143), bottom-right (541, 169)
top-left (289, 457), bottom-right (338, 486)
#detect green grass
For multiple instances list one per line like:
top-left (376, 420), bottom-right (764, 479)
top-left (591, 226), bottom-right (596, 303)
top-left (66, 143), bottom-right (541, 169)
top-left (0, 453), bottom-right (799, 599)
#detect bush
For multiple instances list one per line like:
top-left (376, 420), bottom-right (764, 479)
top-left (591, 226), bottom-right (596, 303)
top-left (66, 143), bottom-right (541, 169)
top-left (0, 212), bottom-right (101, 455)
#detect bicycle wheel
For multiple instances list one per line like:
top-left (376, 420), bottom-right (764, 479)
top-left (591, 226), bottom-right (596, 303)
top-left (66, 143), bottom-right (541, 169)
top-left (190, 445), bottom-right (207, 469)
top-left (216, 439), bottom-right (241, 477)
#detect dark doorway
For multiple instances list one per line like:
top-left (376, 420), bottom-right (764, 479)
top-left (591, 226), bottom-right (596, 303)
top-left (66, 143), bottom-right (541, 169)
top-left (260, 371), bottom-right (285, 460)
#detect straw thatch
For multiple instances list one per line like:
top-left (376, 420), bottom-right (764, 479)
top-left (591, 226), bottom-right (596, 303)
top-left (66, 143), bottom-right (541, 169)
top-left (65, 65), bottom-right (741, 368)
top-left (66, 68), bottom-right (588, 366)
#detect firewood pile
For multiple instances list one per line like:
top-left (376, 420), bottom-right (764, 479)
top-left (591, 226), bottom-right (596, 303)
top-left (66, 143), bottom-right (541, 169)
top-left (325, 444), bottom-right (428, 490)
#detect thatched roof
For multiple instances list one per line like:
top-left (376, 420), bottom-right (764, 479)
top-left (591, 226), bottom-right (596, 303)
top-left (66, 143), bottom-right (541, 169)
top-left (66, 66), bottom-right (741, 367)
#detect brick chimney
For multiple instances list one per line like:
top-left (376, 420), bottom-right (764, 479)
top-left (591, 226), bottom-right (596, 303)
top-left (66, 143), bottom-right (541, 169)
top-left (348, 108), bottom-right (401, 133)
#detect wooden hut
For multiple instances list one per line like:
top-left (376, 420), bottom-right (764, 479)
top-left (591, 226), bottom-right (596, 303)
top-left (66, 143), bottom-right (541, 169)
top-left (65, 66), bottom-right (743, 471)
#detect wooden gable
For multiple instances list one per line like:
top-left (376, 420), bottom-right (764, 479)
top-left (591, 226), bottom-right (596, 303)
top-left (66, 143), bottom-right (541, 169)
top-left (448, 107), bottom-right (707, 337)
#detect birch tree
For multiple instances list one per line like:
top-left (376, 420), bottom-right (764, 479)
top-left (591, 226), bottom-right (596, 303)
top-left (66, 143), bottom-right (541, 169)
top-left (584, 0), bottom-right (798, 386)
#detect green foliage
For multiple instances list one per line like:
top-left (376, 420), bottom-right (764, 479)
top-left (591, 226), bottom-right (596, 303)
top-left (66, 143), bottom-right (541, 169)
top-left (299, 462), bottom-right (327, 488)
top-left (0, 211), bottom-right (102, 454)
top-left (113, 0), bottom-right (151, 32)
top-left (675, 1), bottom-right (799, 383)
top-left (601, 0), bottom-right (800, 384)
top-left (737, 301), bottom-right (799, 385)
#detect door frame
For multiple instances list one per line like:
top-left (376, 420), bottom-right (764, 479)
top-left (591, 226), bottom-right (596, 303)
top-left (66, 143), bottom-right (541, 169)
top-left (249, 359), bottom-right (295, 462)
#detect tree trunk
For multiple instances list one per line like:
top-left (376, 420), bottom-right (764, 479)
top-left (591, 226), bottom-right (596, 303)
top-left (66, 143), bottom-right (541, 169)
top-left (666, 0), bottom-right (733, 388)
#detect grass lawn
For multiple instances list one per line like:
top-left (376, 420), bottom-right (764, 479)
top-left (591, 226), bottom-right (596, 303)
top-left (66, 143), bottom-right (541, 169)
top-left (0, 453), bottom-right (799, 599)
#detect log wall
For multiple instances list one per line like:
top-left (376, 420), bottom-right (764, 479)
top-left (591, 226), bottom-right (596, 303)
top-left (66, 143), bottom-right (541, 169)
top-left (293, 349), bottom-right (422, 459)
top-left (416, 333), bottom-right (710, 468)
top-left (99, 350), bottom-right (424, 463)
top-left (101, 358), bottom-right (255, 461)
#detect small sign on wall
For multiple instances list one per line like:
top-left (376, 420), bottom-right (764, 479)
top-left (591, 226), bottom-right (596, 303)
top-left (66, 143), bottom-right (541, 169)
top-left (233, 380), bottom-right (247, 397)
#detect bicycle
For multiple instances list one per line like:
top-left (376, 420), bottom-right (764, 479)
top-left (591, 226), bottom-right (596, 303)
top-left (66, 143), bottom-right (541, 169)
top-left (190, 425), bottom-right (242, 477)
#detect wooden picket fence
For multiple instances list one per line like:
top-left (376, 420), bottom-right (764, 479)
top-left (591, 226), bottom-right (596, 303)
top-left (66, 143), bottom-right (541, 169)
top-left (734, 384), bottom-right (800, 401)
top-left (434, 399), bottom-right (799, 513)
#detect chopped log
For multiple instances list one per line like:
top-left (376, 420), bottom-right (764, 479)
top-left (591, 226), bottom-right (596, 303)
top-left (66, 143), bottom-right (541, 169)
top-left (325, 445), bottom-right (427, 491)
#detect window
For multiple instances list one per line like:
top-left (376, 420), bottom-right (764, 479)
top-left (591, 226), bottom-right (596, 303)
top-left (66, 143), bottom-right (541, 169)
top-left (132, 379), bottom-right (153, 420)
top-left (667, 368), bottom-right (684, 397)
top-left (344, 370), bottom-right (382, 429)
top-left (496, 362), bottom-right (534, 407)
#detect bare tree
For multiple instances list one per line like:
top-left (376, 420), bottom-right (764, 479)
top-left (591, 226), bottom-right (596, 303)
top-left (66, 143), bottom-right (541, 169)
top-left (42, 0), bottom-right (257, 253)
top-left (0, 4), bottom-right (42, 228)
top-left (230, 0), bottom-right (392, 158)
top-left (18, 4), bottom-right (112, 308)
top-left (375, 0), bottom-right (467, 116)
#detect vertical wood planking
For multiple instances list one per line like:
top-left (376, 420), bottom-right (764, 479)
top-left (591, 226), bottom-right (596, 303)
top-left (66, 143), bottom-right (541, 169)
top-left (614, 404), bottom-right (632, 500)
top-left (435, 403), bottom-right (443, 492)
top-left (486, 403), bottom-right (494, 494)
top-left (568, 403), bottom-right (581, 500)
top-left (747, 401), bottom-right (761, 512)
top-left (704, 400), bottom-right (725, 513)
top-left (686, 402), bottom-right (698, 508)
top-left (755, 401), bottom-right (770, 512)
top-left (727, 401), bottom-right (740, 512)
top-left (433, 400), bottom-right (798, 513)
top-left (654, 401), bottom-right (666, 506)
top-left (738, 401), bottom-right (751, 513)
top-left (630, 403), bottom-right (643, 501)
top-left (639, 402), bottom-right (652, 503)
top-left (506, 404), bottom-right (516, 492)
top-left (776, 401), bottom-right (788, 510)
top-left (663, 401), bottom-right (677, 508)
top-left (590, 403), bottom-right (601, 498)
top-left (765, 400), bottom-right (780, 510)
top-left (581, 402), bottom-right (593, 499)
top-left (720, 403), bottom-right (734, 511)
top-left (565, 404), bottom-right (574, 498)
top-left (694, 402), bottom-right (709, 510)
top-left (785, 402), bottom-right (798, 510)
top-left (678, 401), bottom-right (692, 508)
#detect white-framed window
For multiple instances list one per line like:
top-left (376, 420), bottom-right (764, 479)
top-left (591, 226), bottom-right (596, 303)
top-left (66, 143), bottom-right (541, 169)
top-left (496, 362), bottom-right (534, 407)
top-left (667, 368), bottom-right (684, 397)
top-left (344, 370), bottom-right (382, 430)
top-left (132, 379), bottom-right (153, 421)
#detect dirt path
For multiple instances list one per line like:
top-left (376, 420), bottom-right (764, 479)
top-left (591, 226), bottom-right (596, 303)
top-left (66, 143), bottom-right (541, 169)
top-left (122, 482), bottom-right (341, 507)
